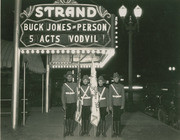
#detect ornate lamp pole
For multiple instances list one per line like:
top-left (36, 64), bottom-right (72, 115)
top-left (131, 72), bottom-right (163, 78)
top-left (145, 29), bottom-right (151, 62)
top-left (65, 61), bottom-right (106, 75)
top-left (118, 5), bottom-right (142, 111)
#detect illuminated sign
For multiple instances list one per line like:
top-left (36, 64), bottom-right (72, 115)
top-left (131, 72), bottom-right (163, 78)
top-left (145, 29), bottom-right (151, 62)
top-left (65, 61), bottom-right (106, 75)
top-left (20, 2), bottom-right (116, 48)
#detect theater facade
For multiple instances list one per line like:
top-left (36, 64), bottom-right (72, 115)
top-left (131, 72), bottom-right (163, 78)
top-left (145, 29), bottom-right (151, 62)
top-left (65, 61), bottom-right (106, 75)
top-left (12, 0), bottom-right (118, 129)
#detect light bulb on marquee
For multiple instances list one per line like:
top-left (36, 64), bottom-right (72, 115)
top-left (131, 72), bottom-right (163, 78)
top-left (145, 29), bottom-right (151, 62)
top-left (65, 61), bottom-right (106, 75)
top-left (82, 50), bottom-right (85, 53)
top-left (86, 50), bottom-right (90, 53)
top-left (36, 50), bottom-right (40, 54)
top-left (61, 50), bottom-right (65, 54)
top-left (96, 50), bottom-right (100, 54)
top-left (76, 50), bottom-right (80, 54)
top-left (72, 50), bottom-right (75, 54)
top-left (56, 50), bottom-right (60, 53)
top-left (51, 50), bottom-right (55, 54)
top-left (21, 50), bottom-right (24, 54)
top-left (46, 50), bottom-right (50, 54)
top-left (101, 50), bottom-right (106, 54)
top-left (66, 50), bottom-right (70, 54)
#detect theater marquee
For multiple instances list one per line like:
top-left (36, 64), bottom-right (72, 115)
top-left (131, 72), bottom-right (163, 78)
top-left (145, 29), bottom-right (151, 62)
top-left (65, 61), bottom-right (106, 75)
top-left (20, 3), bottom-right (116, 48)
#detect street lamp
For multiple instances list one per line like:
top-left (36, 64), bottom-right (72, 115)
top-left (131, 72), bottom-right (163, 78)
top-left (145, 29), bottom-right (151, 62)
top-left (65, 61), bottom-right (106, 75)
top-left (118, 5), bottom-right (142, 111)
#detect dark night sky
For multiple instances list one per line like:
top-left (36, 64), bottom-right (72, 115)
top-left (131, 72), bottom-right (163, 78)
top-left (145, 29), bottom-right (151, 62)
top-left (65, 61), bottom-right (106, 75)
top-left (1, 0), bottom-right (180, 84)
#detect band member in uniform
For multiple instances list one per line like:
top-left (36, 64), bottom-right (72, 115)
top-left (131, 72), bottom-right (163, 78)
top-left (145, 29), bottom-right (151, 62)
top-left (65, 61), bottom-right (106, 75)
top-left (96, 76), bottom-right (109, 137)
top-left (79, 75), bottom-right (92, 136)
top-left (61, 71), bottom-right (77, 137)
top-left (109, 72), bottom-right (125, 137)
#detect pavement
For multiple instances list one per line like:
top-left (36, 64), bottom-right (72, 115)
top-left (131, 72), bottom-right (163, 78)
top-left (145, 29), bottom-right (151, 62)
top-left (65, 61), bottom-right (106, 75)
top-left (1, 107), bottom-right (180, 140)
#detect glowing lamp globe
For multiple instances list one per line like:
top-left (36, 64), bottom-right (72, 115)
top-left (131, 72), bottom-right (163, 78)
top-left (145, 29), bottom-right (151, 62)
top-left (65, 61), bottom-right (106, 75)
top-left (133, 5), bottom-right (142, 18)
top-left (118, 5), bottom-right (127, 18)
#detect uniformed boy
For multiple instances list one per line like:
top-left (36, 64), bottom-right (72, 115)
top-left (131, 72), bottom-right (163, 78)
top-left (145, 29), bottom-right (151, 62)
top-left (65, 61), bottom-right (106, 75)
top-left (61, 71), bottom-right (77, 137)
top-left (96, 76), bottom-right (109, 137)
top-left (109, 72), bottom-right (125, 137)
top-left (79, 75), bottom-right (92, 136)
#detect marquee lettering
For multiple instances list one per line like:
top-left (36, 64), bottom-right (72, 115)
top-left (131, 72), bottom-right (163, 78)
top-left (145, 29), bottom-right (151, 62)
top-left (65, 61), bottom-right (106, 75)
top-left (35, 6), bottom-right (97, 18)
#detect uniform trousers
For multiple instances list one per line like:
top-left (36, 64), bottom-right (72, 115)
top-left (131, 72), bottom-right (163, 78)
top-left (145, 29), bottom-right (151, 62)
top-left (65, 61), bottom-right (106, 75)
top-left (82, 106), bottom-right (91, 120)
top-left (113, 106), bottom-right (123, 121)
top-left (66, 103), bottom-right (76, 119)
top-left (100, 107), bottom-right (108, 121)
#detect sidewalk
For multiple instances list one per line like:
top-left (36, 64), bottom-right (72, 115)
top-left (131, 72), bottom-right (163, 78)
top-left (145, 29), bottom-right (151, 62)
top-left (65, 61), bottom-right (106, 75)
top-left (1, 107), bottom-right (180, 140)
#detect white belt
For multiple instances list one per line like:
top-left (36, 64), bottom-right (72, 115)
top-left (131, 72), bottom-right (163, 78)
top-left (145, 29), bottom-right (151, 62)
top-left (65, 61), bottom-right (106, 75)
top-left (65, 92), bottom-right (75, 95)
top-left (83, 97), bottom-right (91, 99)
top-left (100, 97), bottom-right (106, 100)
top-left (113, 95), bottom-right (122, 98)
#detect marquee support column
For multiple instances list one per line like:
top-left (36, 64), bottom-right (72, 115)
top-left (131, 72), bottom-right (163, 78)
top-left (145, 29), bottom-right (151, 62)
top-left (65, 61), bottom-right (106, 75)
top-left (45, 55), bottom-right (50, 113)
top-left (42, 74), bottom-right (44, 113)
top-left (11, 0), bottom-right (22, 130)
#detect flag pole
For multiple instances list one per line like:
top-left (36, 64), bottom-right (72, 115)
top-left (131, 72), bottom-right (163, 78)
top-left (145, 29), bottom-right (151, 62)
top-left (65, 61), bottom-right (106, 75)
top-left (77, 54), bottom-right (81, 136)
top-left (91, 54), bottom-right (95, 137)
top-left (90, 54), bottom-right (97, 137)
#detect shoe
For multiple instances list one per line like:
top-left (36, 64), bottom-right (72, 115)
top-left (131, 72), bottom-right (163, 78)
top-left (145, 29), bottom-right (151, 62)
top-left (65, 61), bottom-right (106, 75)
top-left (111, 133), bottom-right (117, 137)
top-left (69, 132), bottom-right (74, 136)
top-left (85, 132), bottom-right (90, 136)
top-left (63, 119), bottom-right (69, 137)
top-left (80, 131), bottom-right (85, 136)
top-left (63, 132), bottom-right (69, 137)
top-left (96, 131), bottom-right (100, 137)
top-left (117, 133), bottom-right (121, 137)
top-left (102, 132), bottom-right (107, 137)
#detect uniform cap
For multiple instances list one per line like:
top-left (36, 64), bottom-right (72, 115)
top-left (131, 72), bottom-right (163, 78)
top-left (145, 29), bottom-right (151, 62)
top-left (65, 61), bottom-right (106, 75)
top-left (113, 72), bottom-right (121, 78)
top-left (98, 76), bottom-right (105, 82)
top-left (82, 75), bottom-right (90, 80)
top-left (65, 71), bottom-right (74, 78)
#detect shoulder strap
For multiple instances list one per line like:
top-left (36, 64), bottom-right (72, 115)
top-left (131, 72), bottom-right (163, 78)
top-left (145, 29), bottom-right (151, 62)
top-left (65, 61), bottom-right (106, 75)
top-left (81, 86), bottom-right (90, 98)
top-left (64, 83), bottom-right (74, 92)
top-left (111, 84), bottom-right (119, 95)
top-left (100, 87), bottom-right (106, 98)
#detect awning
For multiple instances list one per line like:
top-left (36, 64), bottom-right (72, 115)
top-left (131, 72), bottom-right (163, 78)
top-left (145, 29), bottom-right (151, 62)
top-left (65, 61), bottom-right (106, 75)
top-left (1, 40), bottom-right (45, 74)
top-left (23, 54), bottom-right (45, 73)
top-left (1, 40), bottom-right (14, 68)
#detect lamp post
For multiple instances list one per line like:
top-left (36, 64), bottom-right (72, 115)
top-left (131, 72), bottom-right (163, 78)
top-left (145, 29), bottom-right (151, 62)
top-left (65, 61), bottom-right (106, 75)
top-left (118, 5), bottom-right (142, 111)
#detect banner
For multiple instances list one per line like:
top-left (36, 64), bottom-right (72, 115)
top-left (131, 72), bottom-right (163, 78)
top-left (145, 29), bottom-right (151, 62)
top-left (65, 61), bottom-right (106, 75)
top-left (90, 60), bottom-right (100, 126)
top-left (75, 56), bottom-right (82, 125)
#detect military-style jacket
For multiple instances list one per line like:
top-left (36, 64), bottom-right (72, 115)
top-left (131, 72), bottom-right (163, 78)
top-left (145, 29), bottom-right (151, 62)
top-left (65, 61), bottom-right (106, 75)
top-left (80, 85), bottom-right (92, 106)
top-left (109, 83), bottom-right (125, 108)
top-left (61, 82), bottom-right (77, 106)
top-left (97, 86), bottom-right (109, 107)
